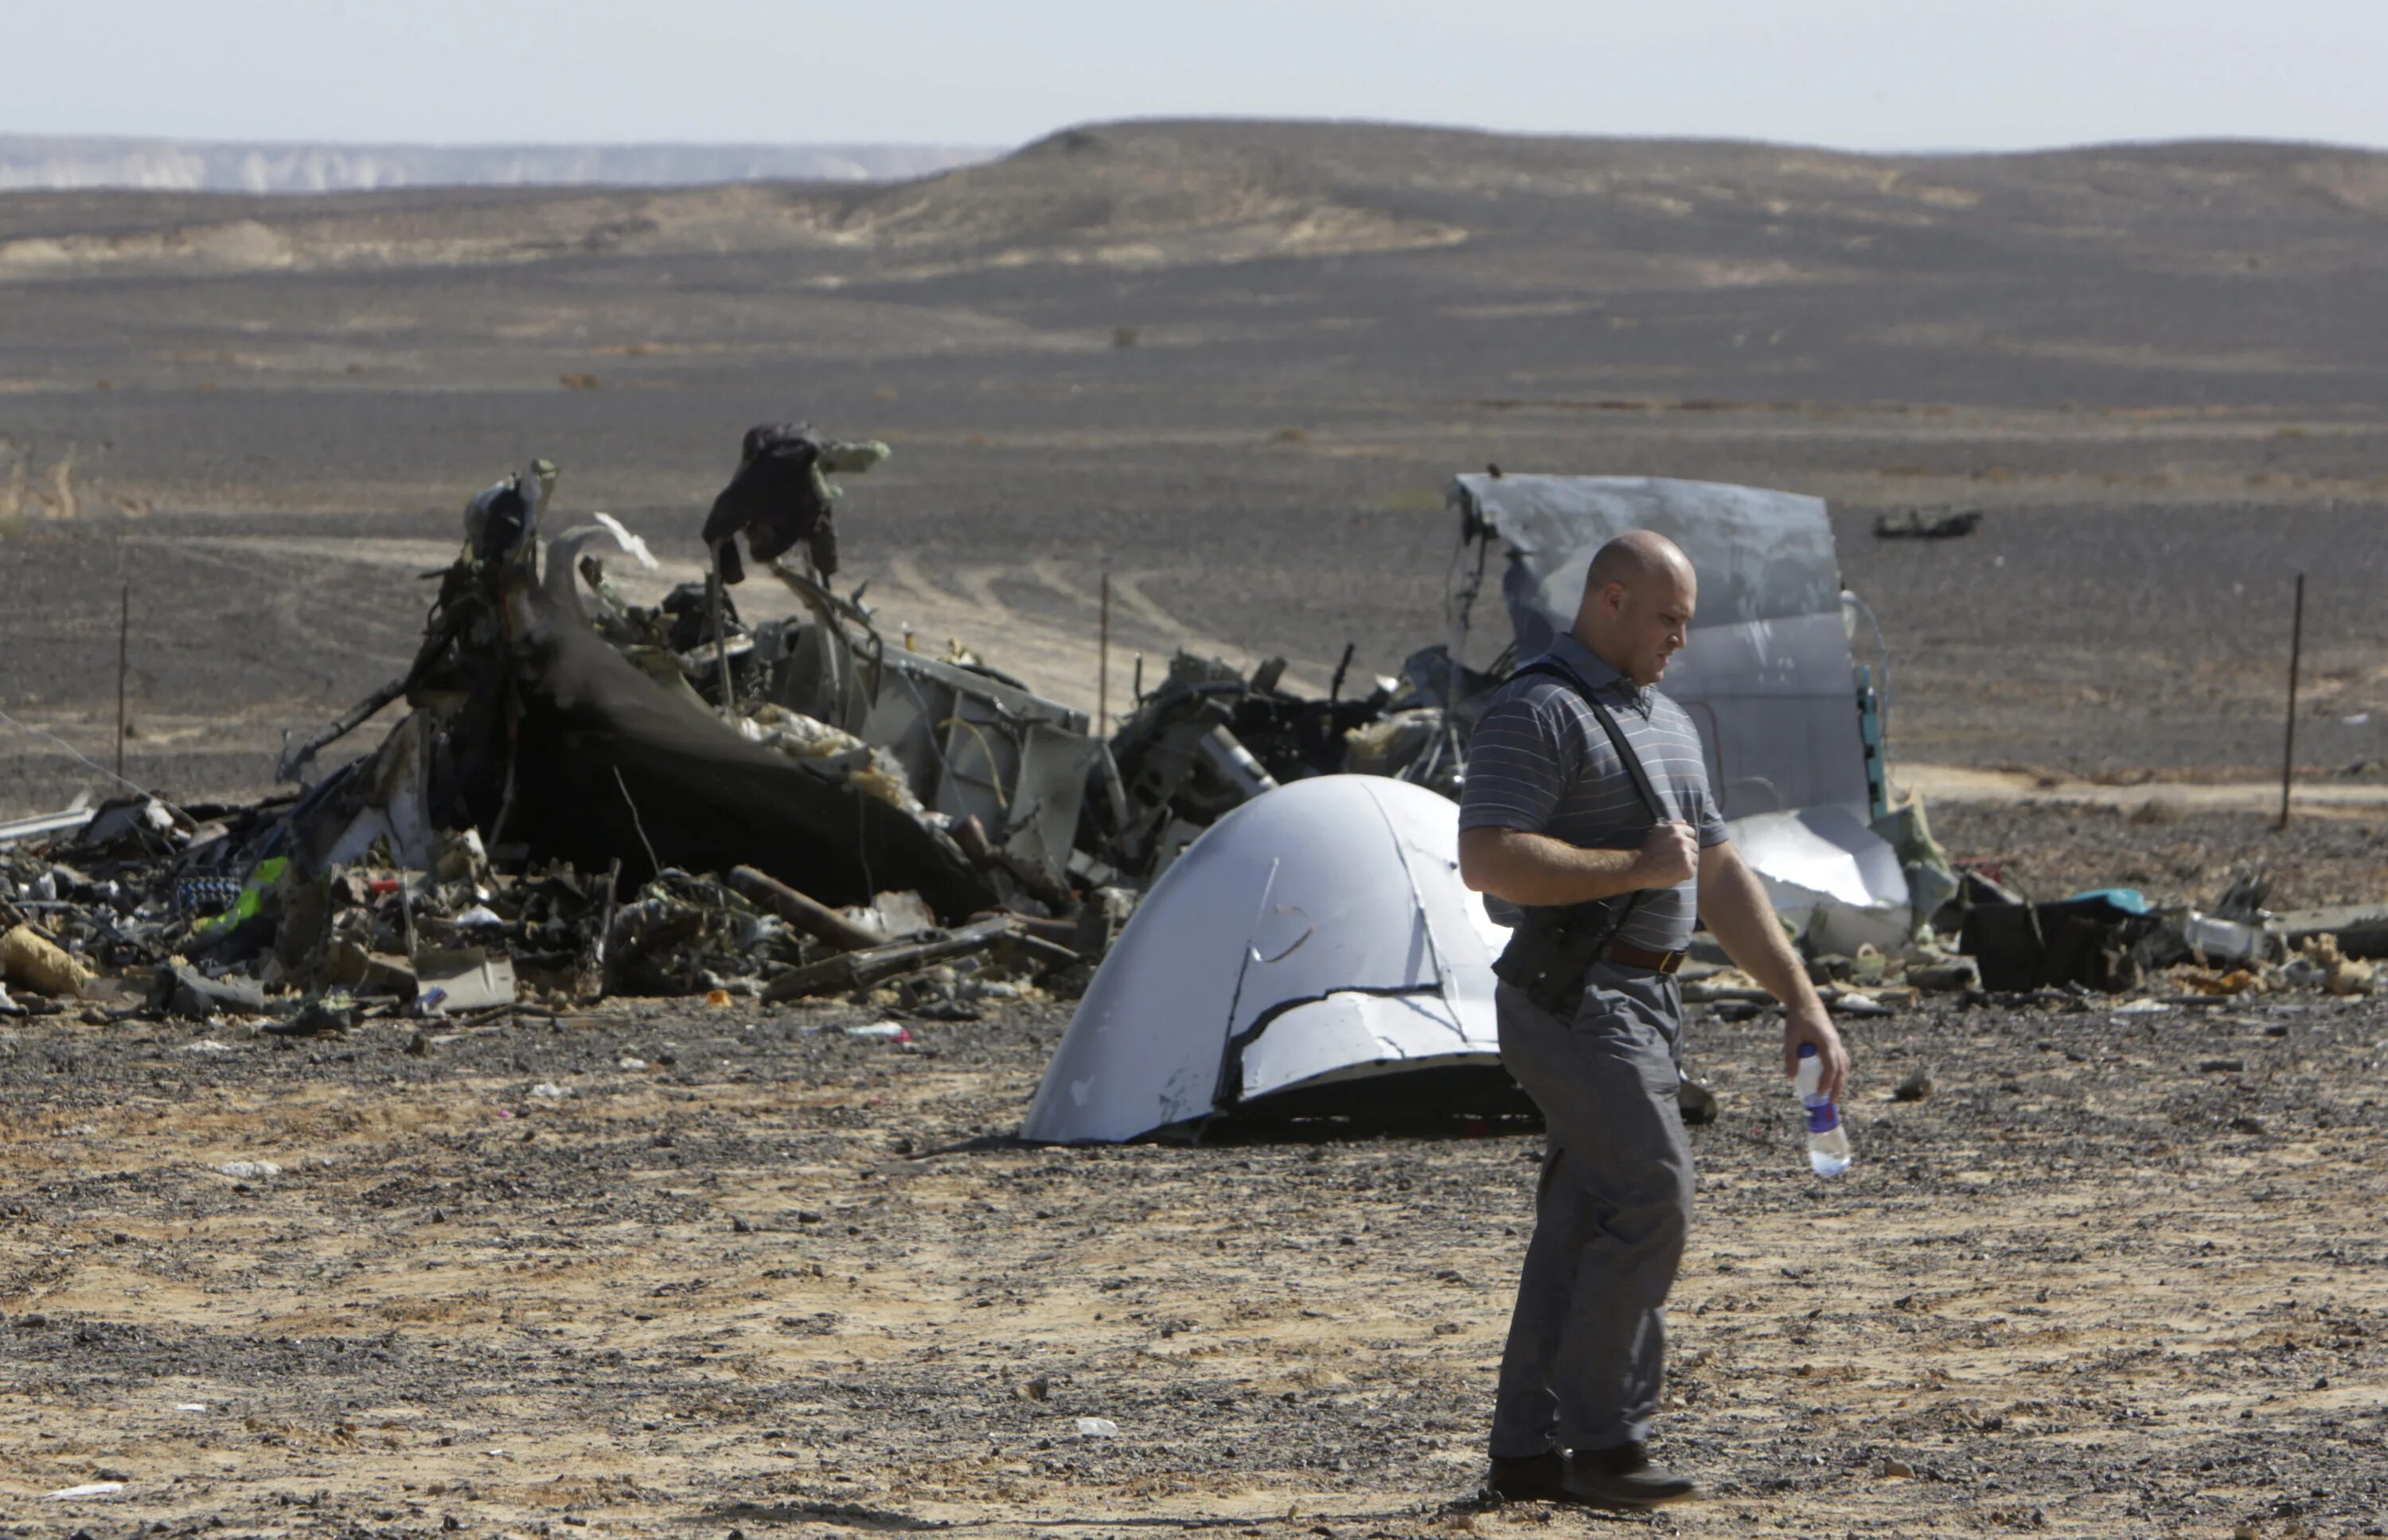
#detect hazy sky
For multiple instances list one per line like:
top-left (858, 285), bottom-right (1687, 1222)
top-left (14, 0), bottom-right (2387, 152)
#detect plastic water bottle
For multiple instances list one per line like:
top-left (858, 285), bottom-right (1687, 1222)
top-left (1795, 1044), bottom-right (1852, 1177)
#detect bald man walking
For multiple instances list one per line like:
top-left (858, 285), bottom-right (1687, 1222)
top-left (1457, 531), bottom-right (1849, 1510)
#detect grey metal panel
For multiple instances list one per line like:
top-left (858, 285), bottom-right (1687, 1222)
top-left (840, 646), bottom-right (1095, 877)
top-left (1011, 724), bottom-right (1108, 875)
top-left (1453, 474), bottom-right (1840, 657)
top-left (0, 806), bottom-right (96, 846)
top-left (1451, 475), bottom-right (1866, 822)
top-left (1660, 612), bottom-right (1872, 816)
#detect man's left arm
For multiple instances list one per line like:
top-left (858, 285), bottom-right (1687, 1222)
top-left (1696, 840), bottom-right (1850, 1100)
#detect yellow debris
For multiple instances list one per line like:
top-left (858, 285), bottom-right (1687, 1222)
top-left (2178, 968), bottom-right (2265, 996)
top-left (1, 924), bottom-right (90, 999)
top-left (2301, 934), bottom-right (2376, 997)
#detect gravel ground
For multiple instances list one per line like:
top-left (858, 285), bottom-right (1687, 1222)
top-left (1927, 801), bottom-right (2388, 911)
top-left (3, 978), bottom-right (2385, 1538)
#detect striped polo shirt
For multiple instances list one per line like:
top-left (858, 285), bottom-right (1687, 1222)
top-left (1457, 634), bottom-right (1729, 953)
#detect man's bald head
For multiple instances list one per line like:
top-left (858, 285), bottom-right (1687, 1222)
top-left (1584, 530), bottom-right (1695, 598)
top-left (1573, 529), bottom-right (1697, 688)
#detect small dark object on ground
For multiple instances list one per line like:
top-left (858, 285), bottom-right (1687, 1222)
top-left (263, 998), bottom-right (357, 1038)
top-left (154, 963), bottom-right (267, 1020)
top-left (1875, 508), bottom-right (1983, 540)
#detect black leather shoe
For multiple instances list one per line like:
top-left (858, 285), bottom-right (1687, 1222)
top-left (1563, 1442), bottom-right (1696, 1508)
top-left (1484, 1451), bottom-right (1570, 1503)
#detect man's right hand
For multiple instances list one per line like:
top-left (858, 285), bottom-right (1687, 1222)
top-left (1632, 821), bottom-right (1698, 888)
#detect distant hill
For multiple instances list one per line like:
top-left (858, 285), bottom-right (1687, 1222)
top-left (0, 135), bottom-right (998, 193)
top-left (9, 119), bottom-right (2384, 293)
top-left (3, 118), bottom-right (2384, 419)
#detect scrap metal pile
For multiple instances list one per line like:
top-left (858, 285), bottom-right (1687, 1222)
top-left (2, 446), bottom-right (2379, 1048)
top-left (0, 429), bottom-right (1110, 1030)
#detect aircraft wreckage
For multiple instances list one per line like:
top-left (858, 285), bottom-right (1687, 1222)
top-left (4, 436), bottom-right (1999, 1140)
top-left (1024, 473), bottom-right (1937, 1142)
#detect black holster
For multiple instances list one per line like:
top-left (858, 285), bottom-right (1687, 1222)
top-left (1492, 899), bottom-right (1626, 1017)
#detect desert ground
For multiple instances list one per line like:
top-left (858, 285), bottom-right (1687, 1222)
top-left (5, 123), bottom-right (2388, 812)
top-left (4, 974), bottom-right (2386, 1538)
top-left (4, 122), bottom-right (2388, 1538)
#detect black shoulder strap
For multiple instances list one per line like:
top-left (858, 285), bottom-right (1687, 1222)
top-left (1508, 658), bottom-right (1672, 824)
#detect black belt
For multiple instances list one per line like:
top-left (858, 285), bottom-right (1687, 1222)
top-left (1606, 940), bottom-right (1686, 976)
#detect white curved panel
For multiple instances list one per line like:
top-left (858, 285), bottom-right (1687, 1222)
top-left (1237, 993), bottom-right (1481, 1103)
top-left (1022, 776), bottom-right (1509, 1144)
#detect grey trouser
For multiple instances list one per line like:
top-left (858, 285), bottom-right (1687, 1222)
top-left (1488, 963), bottom-right (1694, 1458)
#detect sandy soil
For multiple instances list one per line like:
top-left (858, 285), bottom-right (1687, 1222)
top-left (1925, 801), bottom-right (2388, 913)
top-left (4, 981), bottom-right (2386, 1540)
top-left (1897, 769), bottom-right (2388, 822)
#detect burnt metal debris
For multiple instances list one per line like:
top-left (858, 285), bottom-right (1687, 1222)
top-left (0, 441), bottom-right (2376, 1039)
top-left (1, 429), bottom-right (1063, 1028)
top-left (700, 423), bottom-right (888, 586)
